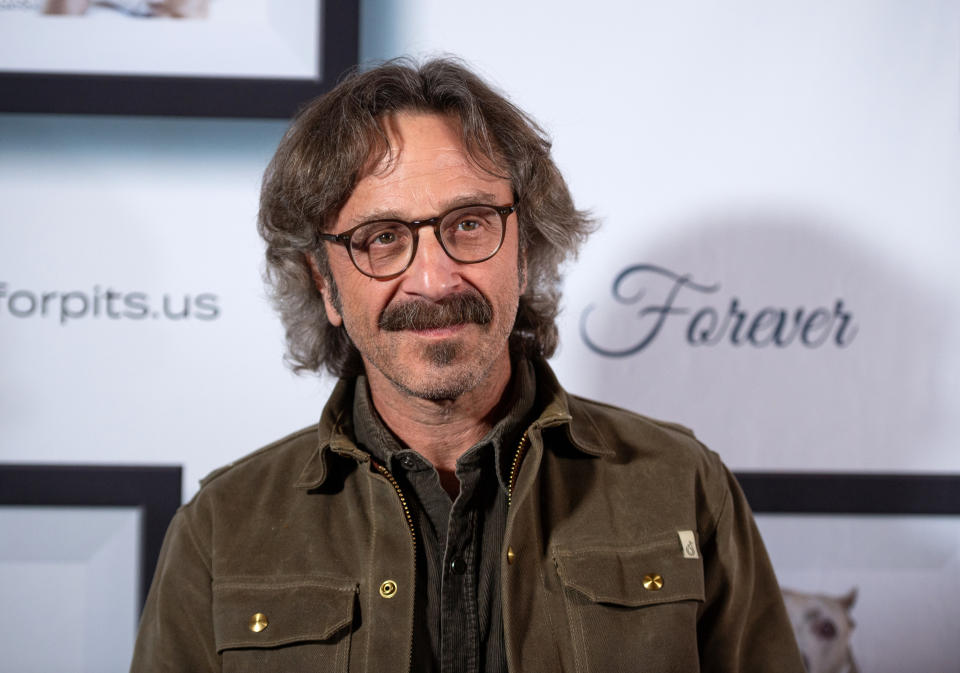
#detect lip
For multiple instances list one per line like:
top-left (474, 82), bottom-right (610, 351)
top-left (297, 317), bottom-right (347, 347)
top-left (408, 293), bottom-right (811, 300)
top-left (406, 324), bottom-right (468, 338)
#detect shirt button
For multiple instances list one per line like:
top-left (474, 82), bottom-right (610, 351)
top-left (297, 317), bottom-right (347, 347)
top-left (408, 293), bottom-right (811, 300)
top-left (399, 455), bottom-right (418, 470)
top-left (379, 580), bottom-right (398, 598)
top-left (643, 573), bottom-right (664, 591)
top-left (248, 613), bottom-right (268, 632)
top-left (450, 557), bottom-right (467, 574)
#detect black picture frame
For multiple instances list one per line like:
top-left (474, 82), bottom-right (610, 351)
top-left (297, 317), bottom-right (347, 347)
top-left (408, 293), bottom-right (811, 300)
top-left (738, 471), bottom-right (960, 670)
top-left (0, 464), bottom-right (182, 611)
top-left (735, 472), bottom-right (960, 515)
top-left (0, 1), bottom-right (358, 118)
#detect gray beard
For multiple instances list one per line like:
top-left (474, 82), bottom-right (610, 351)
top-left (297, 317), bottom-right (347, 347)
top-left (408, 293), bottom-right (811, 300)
top-left (425, 341), bottom-right (460, 367)
top-left (386, 368), bottom-right (474, 402)
top-left (390, 341), bottom-right (473, 401)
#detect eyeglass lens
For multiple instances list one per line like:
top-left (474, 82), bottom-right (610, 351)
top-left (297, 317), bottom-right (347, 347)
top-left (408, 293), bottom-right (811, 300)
top-left (349, 205), bottom-right (505, 277)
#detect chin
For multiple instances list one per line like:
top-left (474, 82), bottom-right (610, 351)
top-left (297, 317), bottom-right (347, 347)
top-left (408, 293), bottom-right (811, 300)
top-left (386, 372), bottom-right (473, 401)
top-left (366, 331), bottom-right (510, 402)
top-left (399, 360), bottom-right (483, 402)
top-left (424, 340), bottom-right (461, 367)
top-left (385, 348), bottom-right (487, 401)
top-left (409, 381), bottom-right (473, 402)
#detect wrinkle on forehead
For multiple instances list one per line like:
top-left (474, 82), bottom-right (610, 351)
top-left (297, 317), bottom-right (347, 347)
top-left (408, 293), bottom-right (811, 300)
top-left (363, 111), bottom-right (509, 184)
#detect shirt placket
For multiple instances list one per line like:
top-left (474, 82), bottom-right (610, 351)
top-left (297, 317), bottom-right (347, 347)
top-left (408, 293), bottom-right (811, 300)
top-left (440, 465), bottom-right (481, 673)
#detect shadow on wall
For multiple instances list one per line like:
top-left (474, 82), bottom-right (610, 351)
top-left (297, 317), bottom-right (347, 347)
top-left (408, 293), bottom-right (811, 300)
top-left (575, 209), bottom-right (952, 470)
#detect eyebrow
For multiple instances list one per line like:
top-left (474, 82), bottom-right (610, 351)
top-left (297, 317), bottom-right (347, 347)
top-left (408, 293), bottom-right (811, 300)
top-left (347, 191), bottom-right (506, 227)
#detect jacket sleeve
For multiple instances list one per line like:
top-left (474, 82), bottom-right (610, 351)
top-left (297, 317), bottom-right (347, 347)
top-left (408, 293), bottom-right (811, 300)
top-left (130, 506), bottom-right (218, 672)
top-left (697, 464), bottom-right (805, 672)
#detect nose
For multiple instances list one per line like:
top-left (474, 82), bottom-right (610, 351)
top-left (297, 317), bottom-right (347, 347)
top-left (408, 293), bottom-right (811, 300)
top-left (397, 227), bottom-right (464, 300)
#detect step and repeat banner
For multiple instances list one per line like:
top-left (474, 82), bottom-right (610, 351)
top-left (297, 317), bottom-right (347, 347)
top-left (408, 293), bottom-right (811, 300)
top-left (1, 2), bottom-right (959, 671)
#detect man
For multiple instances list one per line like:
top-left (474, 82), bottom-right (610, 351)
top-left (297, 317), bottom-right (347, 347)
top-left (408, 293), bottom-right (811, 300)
top-left (131, 58), bottom-right (804, 672)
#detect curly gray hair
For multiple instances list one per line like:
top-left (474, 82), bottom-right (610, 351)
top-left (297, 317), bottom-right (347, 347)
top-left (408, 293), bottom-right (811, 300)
top-left (258, 57), bottom-right (595, 377)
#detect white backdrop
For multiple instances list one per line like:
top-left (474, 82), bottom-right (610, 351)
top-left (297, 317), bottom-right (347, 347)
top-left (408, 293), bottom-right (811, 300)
top-left (2, 0), bottom-right (956, 495)
top-left (2, 1), bottom-right (959, 670)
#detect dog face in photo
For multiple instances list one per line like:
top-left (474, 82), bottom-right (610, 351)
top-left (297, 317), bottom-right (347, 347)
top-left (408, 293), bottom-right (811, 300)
top-left (783, 588), bottom-right (858, 673)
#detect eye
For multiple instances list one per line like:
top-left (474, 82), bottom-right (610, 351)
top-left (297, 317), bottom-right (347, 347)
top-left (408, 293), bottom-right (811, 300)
top-left (456, 218), bottom-right (481, 232)
top-left (814, 619), bottom-right (837, 639)
top-left (354, 223), bottom-right (405, 251)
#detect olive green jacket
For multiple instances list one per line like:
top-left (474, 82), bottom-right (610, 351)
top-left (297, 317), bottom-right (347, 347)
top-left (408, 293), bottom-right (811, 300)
top-left (131, 361), bottom-right (803, 672)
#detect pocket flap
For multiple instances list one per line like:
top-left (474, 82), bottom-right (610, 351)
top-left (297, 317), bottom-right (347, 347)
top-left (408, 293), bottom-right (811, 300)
top-left (213, 576), bottom-right (357, 651)
top-left (554, 536), bottom-right (705, 607)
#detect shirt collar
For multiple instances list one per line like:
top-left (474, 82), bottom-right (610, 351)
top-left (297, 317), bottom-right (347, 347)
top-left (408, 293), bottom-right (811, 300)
top-left (296, 358), bottom-right (611, 490)
top-left (350, 358), bottom-right (537, 493)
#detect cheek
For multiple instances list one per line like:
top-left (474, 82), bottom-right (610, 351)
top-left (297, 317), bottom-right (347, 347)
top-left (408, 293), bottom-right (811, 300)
top-left (488, 260), bottom-right (523, 316)
top-left (336, 276), bottom-right (397, 328)
top-left (503, 234), bottom-right (526, 293)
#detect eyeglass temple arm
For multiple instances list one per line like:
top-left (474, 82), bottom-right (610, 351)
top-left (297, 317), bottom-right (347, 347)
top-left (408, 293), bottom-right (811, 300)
top-left (317, 232), bottom-right (351, 245)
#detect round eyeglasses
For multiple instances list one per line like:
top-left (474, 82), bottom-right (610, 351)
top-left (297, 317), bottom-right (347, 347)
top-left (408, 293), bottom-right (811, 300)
top-left (318, 202), bottom-right (518, 279)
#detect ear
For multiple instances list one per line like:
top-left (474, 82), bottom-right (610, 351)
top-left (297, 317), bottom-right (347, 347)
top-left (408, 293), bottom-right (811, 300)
top-left (840, 587), bottom-right (858, 611)
top-left (306, 252), bottom-right (343, 327)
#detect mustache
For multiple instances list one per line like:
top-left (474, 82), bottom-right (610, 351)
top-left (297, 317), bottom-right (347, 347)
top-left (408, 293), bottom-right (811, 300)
top-left (378, 291), bottom-right (493, 331)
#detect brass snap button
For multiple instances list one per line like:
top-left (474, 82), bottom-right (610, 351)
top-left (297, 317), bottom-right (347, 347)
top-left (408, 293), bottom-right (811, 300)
top-left (506, 547), bottom-right (516, 565)
top-left (379, 579), bottom-right (398, 598)
top-left (248, 613), bottom-right (269, 632)
top-left (643, 573), bottom-right (663, 591)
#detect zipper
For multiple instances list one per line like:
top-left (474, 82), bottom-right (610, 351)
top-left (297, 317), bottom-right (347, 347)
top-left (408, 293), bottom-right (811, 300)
top-left (371, 459), bottom-right (416, 673)
top-left (507, 432), bottom-right (529, 507)
top-left (372, 460), bottom-right (417, 545)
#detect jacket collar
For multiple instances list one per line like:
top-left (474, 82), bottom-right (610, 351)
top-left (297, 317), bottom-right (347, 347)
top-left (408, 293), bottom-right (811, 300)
top-left (529, 359), bottom-right (615, 459)
top-left (292, 376), bottom-right (367, 490)
top-left (295, 359), bottom-right (614, 489)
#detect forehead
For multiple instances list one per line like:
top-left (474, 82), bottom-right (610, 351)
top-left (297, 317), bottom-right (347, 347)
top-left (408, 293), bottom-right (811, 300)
top-left (338, 112), bottom-right (512, 225)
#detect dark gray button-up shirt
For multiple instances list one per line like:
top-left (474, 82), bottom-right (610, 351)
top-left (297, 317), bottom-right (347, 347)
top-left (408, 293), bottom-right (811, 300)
top-left (352, 359), bottom-right (536, 673)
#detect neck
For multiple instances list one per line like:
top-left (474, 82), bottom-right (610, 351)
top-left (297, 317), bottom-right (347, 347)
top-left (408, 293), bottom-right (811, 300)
top-left (365, 355), bottom-right (513, 480)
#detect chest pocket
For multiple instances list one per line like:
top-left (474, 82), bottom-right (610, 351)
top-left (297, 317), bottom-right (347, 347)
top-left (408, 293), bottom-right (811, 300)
top-left (553, 535), bottom-right (706, 673)
top-left (213, 576), bottom-right (357, 673)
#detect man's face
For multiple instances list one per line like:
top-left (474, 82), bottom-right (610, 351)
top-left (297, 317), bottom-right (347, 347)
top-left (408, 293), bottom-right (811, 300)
top-left (317, 112), bottom-right (524, 401)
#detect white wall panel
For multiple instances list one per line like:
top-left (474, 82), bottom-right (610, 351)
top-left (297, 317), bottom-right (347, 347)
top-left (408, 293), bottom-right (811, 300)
top-left (0, 116), bottom-right (334, 499)
top-left (2, 0), bottom-right (958, 497)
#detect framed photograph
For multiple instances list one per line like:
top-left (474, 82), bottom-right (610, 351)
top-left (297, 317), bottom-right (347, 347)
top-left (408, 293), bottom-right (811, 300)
top-left (737, 472), bottom-right (960, 672)
top-left (0, 1), bottom-right (359, 117)
top-left (0, 464), bottom-right (180, 671)
top-left (0, 464), bottom-right (182, 609)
